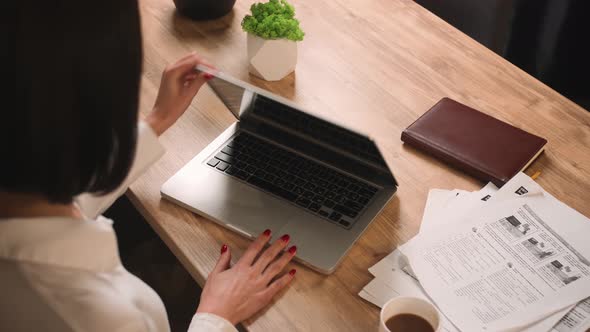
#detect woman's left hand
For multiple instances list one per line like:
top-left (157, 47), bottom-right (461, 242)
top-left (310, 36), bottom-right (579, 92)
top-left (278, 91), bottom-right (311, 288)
top-left (146, 52), bottom-right (214, 136)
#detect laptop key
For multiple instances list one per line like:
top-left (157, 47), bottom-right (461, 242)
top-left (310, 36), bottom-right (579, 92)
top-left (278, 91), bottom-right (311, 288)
top-left (366, 185), bottom-right (378, 194)
top-left (207, 159), bottom-right (220, 167)
top-left (236, 171), bottom-right (250, 180)
top-left (264, 173), bottom-right (276, 182)
top-left (302, 191), bottom-right (315, 199)
top-left (292, 169), bottom-right (304, 176)
top-left (318, 210), bottom-right (330, 217)
top-left (329, 212), bottom-right (342, 222)
top-left (339, 220), bottom-right (351, 227)
top-left (337, 179), bottom-right (348, 187)
top-left (308, 203), bottom-right (321, 212)
top-left (313, 187), bottom-right (326, 195)
top-left (343, 200), bottom-right (363, 212)
top-left (225, 166), bottom-right (237, 175)
top-left (235, 161), bottom-right (248, 169)
top-left (293, 186), bottom-right (304, 195)
top-left (333, 204), bottom-right (358, 218)
top-left (346, 192), bottom-right (359, 200)
top-left (347, 184), bottom-right (359, 192)
top-left (221, 146), bottom-right (235, 156)
top-left (215, 152), bottom-right (234, 164)
top-left (216, 161), bottom-right (229, 171)
top-left (247, 176), bottom-right (298, 202)
top-left (293, 178), bottom-right (305, 186)
top-left (324, 200), bottom-right (336, 208)
top-left (312, 196), bottom-right (325, 204)
top-left (303, 182), bottom-right (316, 191)
top-left (295, 197), bottom-right (311, 207)
top-left (309, 177), bottom-right (321, 185)
top-left (358, 188), bottom-right (376, 198)
top-left (327, 177), bottom-right (338, 184)
top-left (334, 195), bottom-right (346, 203)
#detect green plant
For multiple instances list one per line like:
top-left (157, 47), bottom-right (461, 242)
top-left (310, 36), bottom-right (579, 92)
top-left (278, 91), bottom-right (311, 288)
top-left (241, 0), bottom-right (305, 41)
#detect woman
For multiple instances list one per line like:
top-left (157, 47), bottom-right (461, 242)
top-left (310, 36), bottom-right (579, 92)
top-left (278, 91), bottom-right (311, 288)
top-left (1, 1), bottom-right (296, 331)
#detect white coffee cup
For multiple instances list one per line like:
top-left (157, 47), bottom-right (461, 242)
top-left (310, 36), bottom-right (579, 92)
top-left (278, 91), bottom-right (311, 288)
top-left (379, 296), bottom-right (441, 332)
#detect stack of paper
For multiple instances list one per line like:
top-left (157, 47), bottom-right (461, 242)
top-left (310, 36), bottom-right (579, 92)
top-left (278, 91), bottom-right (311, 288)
top-left (360, 173), bottom-right (590, 332)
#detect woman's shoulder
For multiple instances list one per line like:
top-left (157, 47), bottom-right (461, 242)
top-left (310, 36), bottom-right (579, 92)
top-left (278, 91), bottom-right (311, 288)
top-left (0, 216), bottom-right (170, 332)
top-left (3, 259), bottom-right (169, 332)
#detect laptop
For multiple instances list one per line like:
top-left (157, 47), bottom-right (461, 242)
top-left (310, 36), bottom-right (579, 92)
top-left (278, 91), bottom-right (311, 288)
top-left (161, 65), bottom-right (398, 274)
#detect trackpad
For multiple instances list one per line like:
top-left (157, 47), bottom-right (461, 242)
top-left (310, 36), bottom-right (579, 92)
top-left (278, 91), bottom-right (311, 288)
top-left (163, 166), bottom-right (294, 236)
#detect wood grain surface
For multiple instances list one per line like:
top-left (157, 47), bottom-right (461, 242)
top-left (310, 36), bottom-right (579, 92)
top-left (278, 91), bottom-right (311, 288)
top-left (129, 0), bottom-right (590, 330)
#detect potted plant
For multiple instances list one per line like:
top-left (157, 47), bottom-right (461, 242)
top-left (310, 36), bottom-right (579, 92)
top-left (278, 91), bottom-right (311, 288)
top-left (241, 0), bottom-right (305, 81)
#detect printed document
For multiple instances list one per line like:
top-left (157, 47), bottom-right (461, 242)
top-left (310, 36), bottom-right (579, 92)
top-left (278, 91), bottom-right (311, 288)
top-left (401, 175), bottom-right (590, 331)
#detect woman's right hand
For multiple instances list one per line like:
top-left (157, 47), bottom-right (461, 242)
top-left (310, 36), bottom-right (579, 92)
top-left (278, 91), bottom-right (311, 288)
top-left (196, 230), bottom-right (297, 325)
top-left (145, 52), bottom-right (214, 136)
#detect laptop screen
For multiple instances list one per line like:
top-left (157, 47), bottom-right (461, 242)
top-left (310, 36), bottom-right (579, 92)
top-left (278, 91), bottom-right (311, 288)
top-left (203, 68), bottom-right (396, 186)
top-left (249, 95), bottom-right (388, 168)
top-left (206, 75), bottom-right (246, 119)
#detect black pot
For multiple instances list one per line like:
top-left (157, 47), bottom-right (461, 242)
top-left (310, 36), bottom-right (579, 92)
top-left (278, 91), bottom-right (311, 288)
top-left (173, 0), bottom-right (237, 20)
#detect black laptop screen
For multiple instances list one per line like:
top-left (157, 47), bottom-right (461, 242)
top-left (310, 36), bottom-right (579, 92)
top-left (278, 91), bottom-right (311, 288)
top-left (248, 95), bottom-right (388, 169)
top-left (206, 75), bottom-right (246, 119)
top-left (204, 70), bottom-right (394, 182)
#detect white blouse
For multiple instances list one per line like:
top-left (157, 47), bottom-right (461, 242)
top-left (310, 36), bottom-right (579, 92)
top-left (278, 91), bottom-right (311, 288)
top-left (0, 122), bottom-right (237, 332)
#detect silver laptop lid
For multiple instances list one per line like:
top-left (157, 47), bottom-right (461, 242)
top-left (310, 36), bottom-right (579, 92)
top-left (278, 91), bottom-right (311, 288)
top-left (197, 65), bottom-right (398, 188)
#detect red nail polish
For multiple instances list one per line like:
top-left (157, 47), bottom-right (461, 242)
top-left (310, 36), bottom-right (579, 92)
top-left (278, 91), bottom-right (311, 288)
top-left (288, 245), bottom-right (297, 254)
top-left (289, 269), bottom-right (297, 276)
top-left (263, 229), bottom-right (271, 236)
top-left (204, 73), bottom-right (214, 80)
top-left (220, 244), bottom-right (228, 254)
top-left (280, 234), bottom-right (290, 242)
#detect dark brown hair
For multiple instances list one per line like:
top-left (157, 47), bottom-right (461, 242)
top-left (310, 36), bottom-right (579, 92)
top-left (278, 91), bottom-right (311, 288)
top-left (2, 0), bottom-right (143, 203)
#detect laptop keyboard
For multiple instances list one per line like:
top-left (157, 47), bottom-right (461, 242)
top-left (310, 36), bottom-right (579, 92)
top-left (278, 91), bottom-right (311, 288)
top-left (205, 132), bottom-right (379, 228)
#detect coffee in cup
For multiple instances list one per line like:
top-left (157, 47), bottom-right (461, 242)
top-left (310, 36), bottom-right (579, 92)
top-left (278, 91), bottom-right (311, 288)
top-left (379, 296), bottom-right (440, 332)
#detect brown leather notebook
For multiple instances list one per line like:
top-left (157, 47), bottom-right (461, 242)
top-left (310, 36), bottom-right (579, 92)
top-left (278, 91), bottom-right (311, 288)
top-left (401, 98), bottom-right (547, 186)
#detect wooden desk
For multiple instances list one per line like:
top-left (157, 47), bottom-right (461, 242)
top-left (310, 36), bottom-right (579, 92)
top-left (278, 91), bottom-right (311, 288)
top-left (130, 0), bottom-right (590, 330)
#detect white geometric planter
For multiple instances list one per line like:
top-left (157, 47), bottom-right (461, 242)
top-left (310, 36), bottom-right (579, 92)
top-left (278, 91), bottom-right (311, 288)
top-left (247, 33), bottom-right (298, 81)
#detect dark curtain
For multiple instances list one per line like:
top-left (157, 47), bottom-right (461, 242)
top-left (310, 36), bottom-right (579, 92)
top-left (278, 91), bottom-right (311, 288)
top-left (416, 0), bottom-right (590, 110)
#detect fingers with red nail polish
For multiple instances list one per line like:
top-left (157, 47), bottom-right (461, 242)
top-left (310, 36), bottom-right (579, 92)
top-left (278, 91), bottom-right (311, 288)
top-left (254, 234), bottom-right (291, 273)
top-left (197, 233), bottom-right (296, 325)
top-left (288, 245), bottom-right (297, 255)
top-left (147, 52), bottom-right (216, 136)
top-left (210, 243), bottom-right (231, 277)
top-left (238, 229), bottom-right (274, 267)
